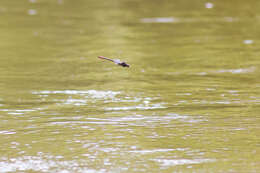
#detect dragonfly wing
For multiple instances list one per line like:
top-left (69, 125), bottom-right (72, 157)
top-left (113, 59), bottom-right (121, 64)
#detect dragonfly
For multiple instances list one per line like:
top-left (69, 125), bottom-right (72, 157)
top-left (98, 56), bottom-right (130, 68)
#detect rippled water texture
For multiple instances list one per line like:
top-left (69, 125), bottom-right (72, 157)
top-left (0, 0), bottom-right (259, 172)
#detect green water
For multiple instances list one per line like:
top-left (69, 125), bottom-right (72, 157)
top-left (0, 0), bottom-right (259, 172)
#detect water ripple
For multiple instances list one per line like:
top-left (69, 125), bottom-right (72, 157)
top-left (152, 158), bottom-right (215, 166)
top-left (0, 155), bottom-right (103, 173)
top-left (32, 90), bottom-right (166, 111)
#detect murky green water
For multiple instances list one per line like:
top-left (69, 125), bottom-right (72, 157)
top-left (0, 0), bottom-right (259, 172)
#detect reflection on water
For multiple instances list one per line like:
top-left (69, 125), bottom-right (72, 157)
top-left (32, 90), bottom-right (121, 98)
top-left (31, 90), bottom-right (167, 112)
top-left (0, 154), bottom-right (215, 173)
top-left (152, 158), bottom-right (215, 167)
top-left (32, 89), bottom-right (165, 109)
top-left (27, 9), bottom-right (37, 16)
top-left (0, 0), bottom-right (260, 172)
top-left (196, 66), bottom-right (256, 75)
top-left (243, 39), bottom-right (254, 44)
top-left (205, 2), bottom-right (214, 9)
top-left (140, 17), bottom-right (179, 23)
top-left (0, 154), bottom-right (87, 173)
top-left (140, 16), bottom-right (240, 24)
top-left (215, 67), bottom-right (256, 74)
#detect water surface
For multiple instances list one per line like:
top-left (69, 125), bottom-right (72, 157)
top-left (0, 0), bottom-right (259, 172)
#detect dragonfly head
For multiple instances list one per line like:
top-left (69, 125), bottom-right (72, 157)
top-left (119, 62), bottom-right (130, 67)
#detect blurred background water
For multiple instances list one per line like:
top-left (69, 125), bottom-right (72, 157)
top-left (0, 0), bottom-right (259, 172)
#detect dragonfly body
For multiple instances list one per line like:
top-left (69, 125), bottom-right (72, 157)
top-left (98, 56), bottom-right (130, 67)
